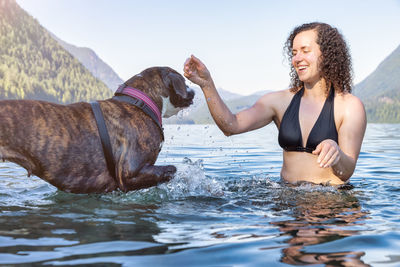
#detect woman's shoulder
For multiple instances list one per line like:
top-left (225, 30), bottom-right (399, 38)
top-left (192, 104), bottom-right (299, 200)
top-left (255, 88), bottom-right (294, 114)
top-left (336, 91), bottom-right (365, 108)
top-left (335, 91), bottom-right (366, 121)
top-left (258, 88), bottom-right (294, 101)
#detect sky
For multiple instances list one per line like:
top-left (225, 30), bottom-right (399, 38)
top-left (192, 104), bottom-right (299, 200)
top-left (16, 0), bottom-right (400, 95)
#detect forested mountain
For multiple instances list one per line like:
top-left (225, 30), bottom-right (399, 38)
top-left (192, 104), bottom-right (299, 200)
top-left (0, 0), bottom-right (112, 104)
top-left (51, 34), bottom-right (124, 91)
top-left (355, 45), bottom-right (400, 123)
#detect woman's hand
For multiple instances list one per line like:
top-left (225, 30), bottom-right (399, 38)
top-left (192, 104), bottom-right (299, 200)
top-left (183, 55), bottom-right (213, 88)
top-left (312, 139), bottom-right (341, 168)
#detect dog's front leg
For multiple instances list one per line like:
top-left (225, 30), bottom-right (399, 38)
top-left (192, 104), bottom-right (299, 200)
top-left (122, 164), bottom-right (176, 192)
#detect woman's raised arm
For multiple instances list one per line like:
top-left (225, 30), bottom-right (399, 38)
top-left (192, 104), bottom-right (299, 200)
top-left (184, 55), bottom-right (277, 136)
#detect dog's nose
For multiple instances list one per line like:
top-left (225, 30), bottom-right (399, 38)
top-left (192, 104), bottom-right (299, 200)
top-left (187, 88), bottom-right (195, 100)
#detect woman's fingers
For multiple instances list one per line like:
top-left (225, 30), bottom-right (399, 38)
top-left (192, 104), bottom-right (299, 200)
top-left (314, 140), bottom-right (340, 168)
top-left (184, 57), bottom-right (191, 71)
top-left (319, 147), bottom-right (338, 168)
top-left (317, 144), bottom-right (331, 167)
top-left (312, 143), bottom-right (322, 155)
top-left (183, 55), bottom-right (213, 88)
top-left (324, 150), bottom-right (340, 168)
top-left (190, 54), bottom-right (203, 66)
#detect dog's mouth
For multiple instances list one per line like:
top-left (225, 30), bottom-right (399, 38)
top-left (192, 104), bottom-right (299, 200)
top-left (161, 87), bottom-right (195, 118)
top-left (170, 87), bottom-right (194, 108)
top-left (171, 88), bottom-right (195, 108)
top-left (182, 88), bottom-right (195, 107)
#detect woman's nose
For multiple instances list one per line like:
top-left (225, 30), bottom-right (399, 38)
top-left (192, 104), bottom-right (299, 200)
top-left (293, 52), bottom-right (303, 63)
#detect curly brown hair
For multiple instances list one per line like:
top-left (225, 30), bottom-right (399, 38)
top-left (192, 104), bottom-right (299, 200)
top-left (284, 22), bottom-right (353, 94)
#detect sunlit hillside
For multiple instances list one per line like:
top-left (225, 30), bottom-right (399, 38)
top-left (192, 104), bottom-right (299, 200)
top-left (0, 0), bottom-right (112, 103)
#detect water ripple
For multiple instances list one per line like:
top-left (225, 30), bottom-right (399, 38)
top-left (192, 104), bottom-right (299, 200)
top-left (0, 124), bottom-right (399, 266)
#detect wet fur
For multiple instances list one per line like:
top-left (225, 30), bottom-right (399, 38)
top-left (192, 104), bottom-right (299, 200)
top-left (0, 67), bottom-right (194, 193)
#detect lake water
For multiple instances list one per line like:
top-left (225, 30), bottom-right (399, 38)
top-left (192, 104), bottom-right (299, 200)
top-left (0, 124), bottom-right (399, 266)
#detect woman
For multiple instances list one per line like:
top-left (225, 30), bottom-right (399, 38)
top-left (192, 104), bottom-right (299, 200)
top-left (183, 22), bottom-right (366, 185)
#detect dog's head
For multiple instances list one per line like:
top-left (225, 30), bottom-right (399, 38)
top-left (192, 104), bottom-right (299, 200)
top-left (124, 67), bottom-right (194, 118)
top-left (159, 67), bottom-right (195, 118)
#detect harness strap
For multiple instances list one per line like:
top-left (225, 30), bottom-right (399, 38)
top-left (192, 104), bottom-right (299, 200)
top-left (90, 102), bottom-right (117, 182)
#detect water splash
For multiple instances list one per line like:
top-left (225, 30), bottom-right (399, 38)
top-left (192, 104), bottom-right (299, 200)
top-left (158, 157), bottom-right (224, 199)
top-left (99, 158), bottom-right (225, 204)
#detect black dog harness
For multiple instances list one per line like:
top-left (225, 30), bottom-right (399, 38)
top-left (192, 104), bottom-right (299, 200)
top-left (90, 85), bottom-right (163, 182)
top-left (90, 101), bottom-right (116, 179)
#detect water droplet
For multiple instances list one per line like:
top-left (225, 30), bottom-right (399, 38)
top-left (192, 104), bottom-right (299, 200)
top-left (182, 157), bottom-right (192, 164)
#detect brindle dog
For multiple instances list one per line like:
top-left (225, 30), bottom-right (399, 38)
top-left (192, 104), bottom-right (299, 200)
top-left (0, 67), bottom-right (194, 193)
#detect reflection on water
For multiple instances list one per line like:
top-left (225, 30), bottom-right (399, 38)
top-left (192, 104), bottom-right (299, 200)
top-left (271, 187), bottom-right (370, 266)
top-left (0, 124), bottom-right (399, 266)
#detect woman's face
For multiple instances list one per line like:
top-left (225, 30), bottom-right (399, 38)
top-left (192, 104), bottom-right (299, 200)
top-left (291, 30), bottom-right (322, 86)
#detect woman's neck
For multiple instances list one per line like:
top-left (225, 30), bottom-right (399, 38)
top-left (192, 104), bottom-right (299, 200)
top-left (303, 78), bottom-right (329, 98)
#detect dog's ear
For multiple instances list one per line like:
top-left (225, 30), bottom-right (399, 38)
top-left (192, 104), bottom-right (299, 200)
top-left (163, 71), bottom-right (188, 99)
top-left (161, 68), bottom-right (194, 107)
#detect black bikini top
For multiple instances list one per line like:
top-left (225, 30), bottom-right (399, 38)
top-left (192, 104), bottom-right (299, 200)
top-left (278, 86), bottom-right (338, 153)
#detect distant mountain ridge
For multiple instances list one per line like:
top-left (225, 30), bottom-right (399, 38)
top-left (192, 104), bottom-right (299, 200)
top-left (188, 91), bottom-right (263, 124)
top-left (355, 44), bottom-right (400, 123)
top-left (51, 34), bottom-right (124, 91)
top-left (355, 45), bottom-right (400, 100)
top-left (0, 0), bottom-right (112, 103)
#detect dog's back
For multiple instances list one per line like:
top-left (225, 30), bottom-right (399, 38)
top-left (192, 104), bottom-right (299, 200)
top-left (0, 100), bottom-right (117, 192)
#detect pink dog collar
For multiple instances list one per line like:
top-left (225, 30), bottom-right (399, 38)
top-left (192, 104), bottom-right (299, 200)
top-left (115, 85), bottom-right (162, 127)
